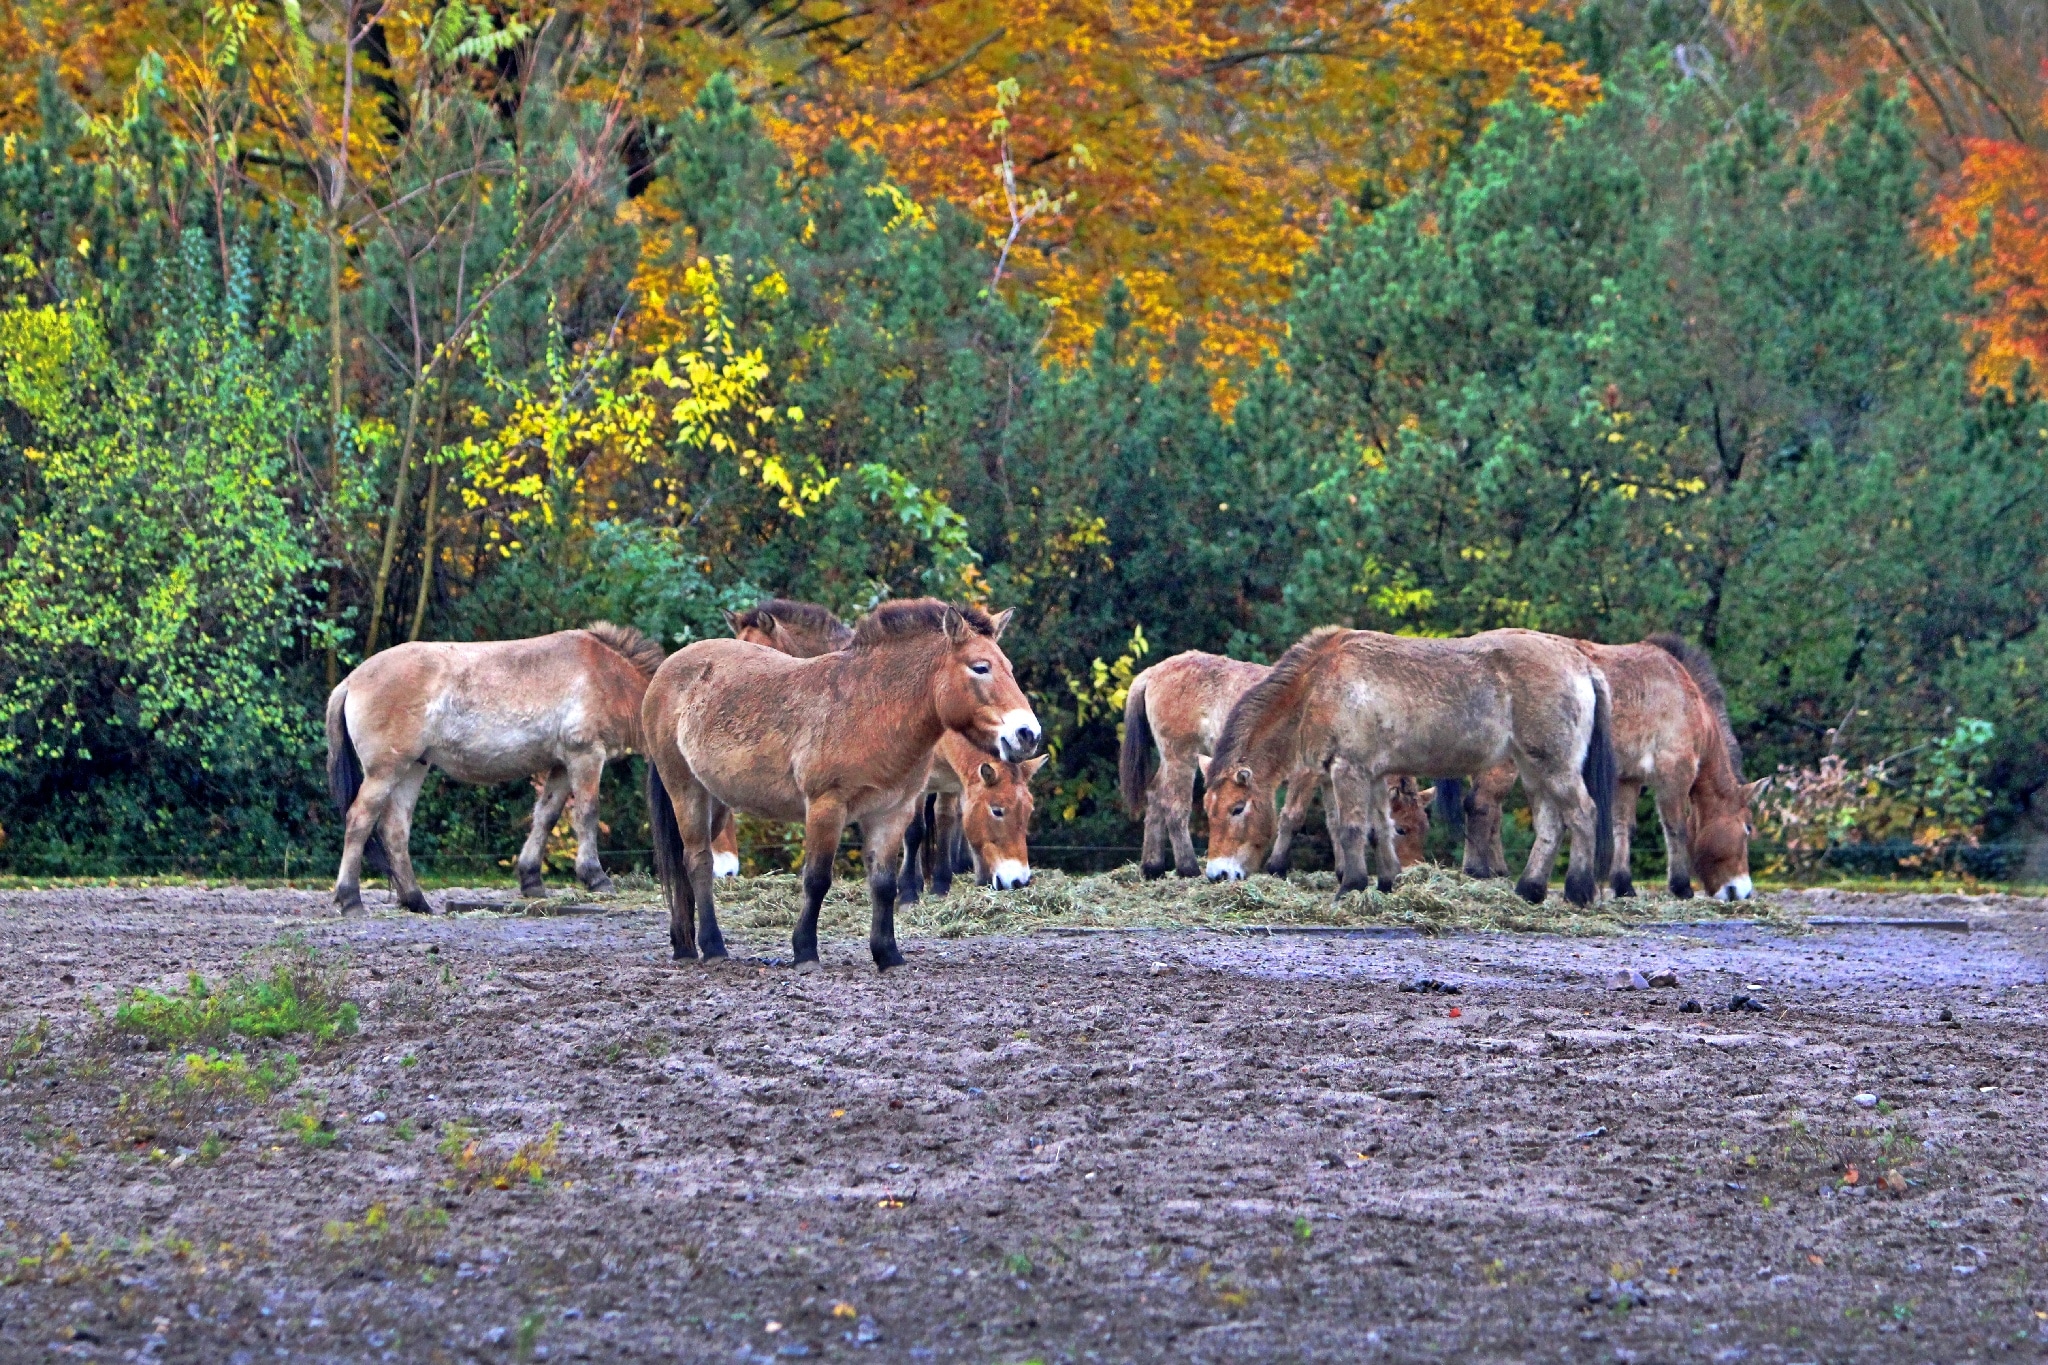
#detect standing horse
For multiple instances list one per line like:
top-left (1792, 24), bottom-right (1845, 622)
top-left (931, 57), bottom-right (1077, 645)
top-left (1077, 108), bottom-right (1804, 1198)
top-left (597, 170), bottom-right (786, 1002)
top-left (1202, 628), bottom-right (1615, 906)
top-left (899, 730), bottom-right (1048, 902)
top-left (643, 600), bottom-right (1040, 970)
top-left (326, 623), bottom-right (664, 914)
top-left (1121, 650), bottom-right (1429, 879)
top-left (706, 599), bottom-right (858, 876)
top-left (1444, 635), bottom-right (1764, 900)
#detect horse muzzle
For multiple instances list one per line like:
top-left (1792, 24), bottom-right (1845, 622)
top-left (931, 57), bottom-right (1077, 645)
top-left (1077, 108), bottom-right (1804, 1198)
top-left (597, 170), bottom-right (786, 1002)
top-left (1206, 856), bottom-right (1246, 882)
top-left (1713, 874), bottom-right (1755, 902)
top-left (990, 859), bottom-right (1032, 890)
top-left (996, 709), bottom-right (1042, 762)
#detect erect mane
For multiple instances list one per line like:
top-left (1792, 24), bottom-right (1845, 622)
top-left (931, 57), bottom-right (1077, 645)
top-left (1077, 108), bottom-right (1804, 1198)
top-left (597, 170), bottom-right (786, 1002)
top-left (732, 597), bottom-right (854, 649)
top-left (583, 621), bottom-right (664, 679)
top-left (1647, 633), bottom-right (1743, 776)
top-left (849, 598), bottom-right (994, 649)
top-left (1210, 627), bottom-right (1349, 774)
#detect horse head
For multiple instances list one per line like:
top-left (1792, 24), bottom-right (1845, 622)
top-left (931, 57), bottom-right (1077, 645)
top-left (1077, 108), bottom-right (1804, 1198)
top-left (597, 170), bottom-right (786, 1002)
top-left (1201, 757), bottom-right (1277, 881)
top-left (1692, 775), bottom-right (1769, 901)
top-left (930, 605), bottom-right (1042, 761)
top-left (964, 753), bottom-right (1046, 889)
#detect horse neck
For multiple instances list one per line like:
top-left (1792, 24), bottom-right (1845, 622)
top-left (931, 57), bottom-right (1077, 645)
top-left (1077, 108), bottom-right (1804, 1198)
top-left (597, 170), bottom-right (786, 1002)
top-left (1688, 705), bottom-right (1745, 819)
top-left (842, 634), bottom-right (949, 749)
top-left (1236, 673), bottom-right (1320, 787)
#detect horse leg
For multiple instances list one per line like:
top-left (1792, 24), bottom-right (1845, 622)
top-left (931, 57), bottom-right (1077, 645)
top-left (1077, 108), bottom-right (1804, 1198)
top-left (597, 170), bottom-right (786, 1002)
top-left (898, 794), bottom-right (929, 907)
top-left (1266, 776), bottom-right (1315, 877)
top-left (690, 795), bottom-right (729, 959)
top-left (1157, 756), bottom-right (1201, 879)
top-left (566, 752), bottom-right (614, 894)
top-left (515, 767), bottom-right (572, 898)
top-left (1654, 778), bottom-right (1696, 899)
top-left (792, 798), bottom-right (848, 970)
top-left (1514, 780), bottom-right (1568, 906)
top-left (1325, 760), bottom-right (1375, 896)
top-left (1463, 770), bottom-right (1509, 878)
top-left (1363, 771), bottom-right (1401, 894)
top-left (862, 804), bottom-right (915, 972)
top-left (710, 807), bottom-right (741, 879)
top-left (375, 763), bottom-right (434, 914)
top-left (334, 769), bottom-right (399, 914)
top-left (1610, 780), bottom-right (1642, 897)
top-left (1140, 780), bottom-right (1171, 880)
top-left (932, 793), bottom-right (962, 895)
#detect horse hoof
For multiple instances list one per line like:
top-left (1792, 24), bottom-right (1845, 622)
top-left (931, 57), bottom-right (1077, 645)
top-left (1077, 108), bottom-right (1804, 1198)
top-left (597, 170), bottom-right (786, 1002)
top-left (1264, 860), bottom-right (1291, 878)
top-left (1563, 871), bottom-right (1595, 907)
top-left (519, 877), bottom-right (546, 899)
top-left (1141, 861), bottom-right (1171, 881)
top-left (399, 889), bottom-right (433, 915)
top-left (334, 893), bottom-right (365, 916)
top-left (1668, 876), bottom-right (1694, 899)
top-left (699, 937), bottom-right (729, 961)
top-left (1174, 863), bottom-right (1202, 879)
top-left (792, 958), bottom-right (822, 975)
top-left (583, 873), bottom-right (615, 895)
top-left (1515, 877), bottom-right (1547, 906)
top-left (872, 945), bottom-right (906, 971)
top-left (1611, 872), bottom-right (1636, 898)
top-left (1376, 876), bottom-right (1395, 894)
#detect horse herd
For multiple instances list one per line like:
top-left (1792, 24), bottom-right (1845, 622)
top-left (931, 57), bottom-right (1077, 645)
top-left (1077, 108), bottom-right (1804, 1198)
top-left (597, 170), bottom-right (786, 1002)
top-left (325, 597), bottom-right (1762, 971)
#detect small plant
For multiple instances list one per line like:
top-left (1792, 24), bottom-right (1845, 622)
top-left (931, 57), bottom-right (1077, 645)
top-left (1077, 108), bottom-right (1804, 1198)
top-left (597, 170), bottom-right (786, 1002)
top-left (1002, 1251), bottom-right (1033, 1276)
top-left (197, 1133), bottom-right (227, 1163)
top-left (516, 1310), bottom-right (545, 1357)
top-left (496, 1123), bottom-right (562, 1188)
top-left (161, 1050), bottom-right (300, 1103)
top-left (283, 1101), bottom-right (339, 1149)
top-left (114, 943), bottom-right (359, 1048)
top-left (439, 1120), bottom-right (480, 1169)
top-left (394, 1118), bottom-right (418, 1141)
top-left (5, 1017), bottom-right (50, 1081)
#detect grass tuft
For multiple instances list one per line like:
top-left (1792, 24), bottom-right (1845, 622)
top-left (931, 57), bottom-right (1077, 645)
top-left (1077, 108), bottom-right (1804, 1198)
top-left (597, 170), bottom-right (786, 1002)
top-left (114, 941), bottom-right (358, 1048)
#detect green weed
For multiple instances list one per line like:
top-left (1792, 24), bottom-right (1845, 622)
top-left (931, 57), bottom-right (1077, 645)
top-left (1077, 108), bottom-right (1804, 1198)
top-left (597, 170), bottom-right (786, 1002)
top-left (160, 1049), bottom-right (299, 1103)
top-left (114, 944), bottom-right (358, 1048)
top-left (283, 1101), bottom-right (338, 1149)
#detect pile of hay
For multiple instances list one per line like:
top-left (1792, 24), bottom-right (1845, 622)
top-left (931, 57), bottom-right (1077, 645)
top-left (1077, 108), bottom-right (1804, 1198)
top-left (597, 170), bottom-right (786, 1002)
top-left (609, 864), bottom-right (1786, 942)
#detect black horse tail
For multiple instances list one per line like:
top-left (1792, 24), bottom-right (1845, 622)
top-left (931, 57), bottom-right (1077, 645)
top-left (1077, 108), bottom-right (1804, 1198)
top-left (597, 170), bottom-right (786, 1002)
top-left (1585, 672), bottom-right (1618, 884)
top-left (645, 757), bottom-right (695, 959)
top-left (325, 687), bottom-right (388, 875)
top-left (1118, 670), bottom-right (1153, 820)
top-left (1432, 777), bottom-right (1467, 842)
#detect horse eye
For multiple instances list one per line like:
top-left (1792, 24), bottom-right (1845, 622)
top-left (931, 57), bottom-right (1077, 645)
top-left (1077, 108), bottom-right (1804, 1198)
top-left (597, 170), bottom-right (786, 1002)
top-left (989, 806), bottom-right (1005, 818)
top-left (1231, 802), bottom-right (1247, 817)
top-left (968, 661), bottom-right (991, 676)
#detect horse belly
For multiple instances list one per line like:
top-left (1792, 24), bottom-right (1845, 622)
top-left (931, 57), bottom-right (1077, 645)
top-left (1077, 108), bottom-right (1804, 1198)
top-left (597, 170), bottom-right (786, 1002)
top-left (678, 725), bottom-right (808, 823)
top-left (423, 698), bottom-right (575, 785)
top-left (1337, 682), bottom-right (1511, 776)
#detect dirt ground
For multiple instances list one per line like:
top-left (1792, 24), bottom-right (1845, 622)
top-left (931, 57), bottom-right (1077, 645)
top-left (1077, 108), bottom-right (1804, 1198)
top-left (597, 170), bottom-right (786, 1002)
top-left (3, 878), bottom-right (2046, 1364)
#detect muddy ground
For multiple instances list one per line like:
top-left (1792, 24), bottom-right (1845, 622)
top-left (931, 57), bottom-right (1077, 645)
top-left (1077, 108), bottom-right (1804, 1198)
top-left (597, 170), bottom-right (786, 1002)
top-left (3, 880), bottom-right (2046, 1364)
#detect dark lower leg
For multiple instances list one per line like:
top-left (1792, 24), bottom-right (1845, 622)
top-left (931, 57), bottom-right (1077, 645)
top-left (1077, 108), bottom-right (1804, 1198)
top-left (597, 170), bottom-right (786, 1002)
top-left (692, 851), bottom-right (726, 958)
top-left (868, 863), bottom-right (904, 970)
top-left (899, 798), bottom-right (928, 906)
top-left (793, 857), bottom-right (829, 965)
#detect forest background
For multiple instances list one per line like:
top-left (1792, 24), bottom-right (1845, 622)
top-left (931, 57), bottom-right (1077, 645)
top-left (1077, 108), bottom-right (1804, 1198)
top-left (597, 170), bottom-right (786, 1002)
top-left (1, 0), bottom-right (2045, 879)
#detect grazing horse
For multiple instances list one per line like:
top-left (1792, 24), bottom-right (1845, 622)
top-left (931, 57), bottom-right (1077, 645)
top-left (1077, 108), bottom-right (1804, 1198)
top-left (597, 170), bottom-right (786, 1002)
top-left (1121, 650), bottom-right (1429, 878)
top-left (899, 731), bottom-right (1048, 902)
top-left (1445, 635), bottom-right (1764, 900)
top-left (326, 623), bottom-right (664, 914)
top-left (643, 599), bottom-right (1040, 970)
top-left (1202, 628), bottom-right (1616, 906)
top-left (706, 599), bottom-right (858, 877)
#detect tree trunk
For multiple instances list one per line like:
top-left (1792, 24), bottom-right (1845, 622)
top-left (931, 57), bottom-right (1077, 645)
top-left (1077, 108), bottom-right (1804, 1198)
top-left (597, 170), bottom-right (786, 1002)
top-left (324, 228), bottom-right (346, 688)
top-left (365, 377), bottom-right (426, 656)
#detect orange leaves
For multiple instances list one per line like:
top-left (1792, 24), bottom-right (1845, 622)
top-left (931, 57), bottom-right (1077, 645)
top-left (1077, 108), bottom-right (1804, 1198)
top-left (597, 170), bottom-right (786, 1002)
top-left (730, 0), bottom-right (1595, 365)
top-left (1928, 112), bottom-right (2048, 390)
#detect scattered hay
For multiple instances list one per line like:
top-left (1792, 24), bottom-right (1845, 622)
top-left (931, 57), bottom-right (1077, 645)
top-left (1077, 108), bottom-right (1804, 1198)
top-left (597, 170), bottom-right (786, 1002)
top-left (617, 863), bottom-right (1789, 943)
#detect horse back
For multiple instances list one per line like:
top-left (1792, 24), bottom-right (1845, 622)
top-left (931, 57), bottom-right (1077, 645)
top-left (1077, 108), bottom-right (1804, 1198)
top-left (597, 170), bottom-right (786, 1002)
top-left (1139, 651), bottom-right (1271, 755)
top-left (1573, 640), bottom-right (1701, 783)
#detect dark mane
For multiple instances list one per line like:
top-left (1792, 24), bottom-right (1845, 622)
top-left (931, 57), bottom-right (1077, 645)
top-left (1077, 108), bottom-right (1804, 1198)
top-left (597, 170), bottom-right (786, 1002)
top-left (1211, 627), bottom-right (1349, 772)
top-left (849, 598), bottom-right (995, 649)
top-left (1647, 633), bottom-right (1743, 776)
top-left (732, 598), bottom-right (854, 650)
top-left (583, 621), bottom-right (665, 679)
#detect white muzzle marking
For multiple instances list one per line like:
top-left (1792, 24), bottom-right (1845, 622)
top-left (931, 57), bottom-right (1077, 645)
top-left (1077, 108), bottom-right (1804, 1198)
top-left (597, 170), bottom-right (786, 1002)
top-left (990, 858), bottom-right (1031, 890)
top-left (1714, 874), bottom-right (1754, 902)
top-left (1206, 856), bottom-right (1245, 882)
top-left (996, 708), bottom-right (1042, 762)
top-left (711, 851), bottom-right (740, 879)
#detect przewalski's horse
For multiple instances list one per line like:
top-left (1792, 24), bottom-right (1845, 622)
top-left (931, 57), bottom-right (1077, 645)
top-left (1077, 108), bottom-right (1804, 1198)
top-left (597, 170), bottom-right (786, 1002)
top-left (1445, 635), bottom-right (1764, 900)
top-left (1121, 650), bottom-right (1429, 878)
top-left (900, 730), bottom-right (1048, 902)
top-left (326, 623), bottom-right (664, 914)
top-left (1203, 628), bottom-right (1616, 906)
top-left (705, 599), bottom-right (859, 877)
top-left (644, 600), bottom-right (1041, 970)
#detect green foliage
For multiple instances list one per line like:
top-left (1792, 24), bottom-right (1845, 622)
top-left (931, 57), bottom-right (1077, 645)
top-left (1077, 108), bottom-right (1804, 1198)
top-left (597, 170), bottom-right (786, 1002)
top-left (114, 946), bottom-right (359, 1048)
top-left (159, 1049), bottom-right (301, 1103)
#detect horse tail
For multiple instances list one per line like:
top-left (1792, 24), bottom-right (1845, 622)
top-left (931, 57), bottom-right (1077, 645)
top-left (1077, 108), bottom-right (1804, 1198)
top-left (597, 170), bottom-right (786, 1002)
top-left (645, 757), bottom-right (695, 959)
top-left (1585, 670), bottom-right (1618, 884)
top-left (1119, 670), bottom-right (1153, 819)
top-left (325, 686), bottom-right (389, 875)
top-left (1432, 777), bottom-right (1466, 841)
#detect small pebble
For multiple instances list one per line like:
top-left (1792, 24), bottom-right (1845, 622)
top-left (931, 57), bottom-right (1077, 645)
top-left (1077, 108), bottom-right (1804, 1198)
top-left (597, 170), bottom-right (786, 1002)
top-left (1939, 1007), bottom-right (1954, 1022)
top-left (1679, 1000), bottom-right (1703, 1014)
top-left (361, 1111), bottom-right (388, 1125)
top-left (1854, 1093), bottom-right (1878, 1108)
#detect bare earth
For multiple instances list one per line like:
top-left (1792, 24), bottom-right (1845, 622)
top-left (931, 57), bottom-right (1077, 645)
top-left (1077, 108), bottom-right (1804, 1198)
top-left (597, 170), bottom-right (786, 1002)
top-left (3, 882), bottom-right (2046, 1364)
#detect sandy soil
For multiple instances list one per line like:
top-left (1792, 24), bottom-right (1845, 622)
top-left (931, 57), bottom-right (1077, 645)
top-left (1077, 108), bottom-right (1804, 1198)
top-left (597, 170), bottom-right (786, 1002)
top-left (2, 882), bottom-right (2046, 1363)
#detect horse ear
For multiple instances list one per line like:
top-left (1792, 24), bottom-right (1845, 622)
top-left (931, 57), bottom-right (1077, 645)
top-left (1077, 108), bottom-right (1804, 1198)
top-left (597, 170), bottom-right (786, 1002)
top-left (1416, 785), bottom-right (1436, 807)
top-left (1235, 766), bottom-right (1252, 787)
top-left (1021, 754), bottom-right (1049, 779)
top-left (1745, 776), bottom-right (1773, 804)
top-left (765, 617), bottom-right (797, 651)
top-left (987, 608), bottom-right (1015, 640)
top-left (978, 761), bottom-right (998, 786)
top-left (722, 608), bottom-right (743, 636)
top-left (942, 607), bottom-right (972, 644)
top-left (1195, 755), bottom-right (1214, 783)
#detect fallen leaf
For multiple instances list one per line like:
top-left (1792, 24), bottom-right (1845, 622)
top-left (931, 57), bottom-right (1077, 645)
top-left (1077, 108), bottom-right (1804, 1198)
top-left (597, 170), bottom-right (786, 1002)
top-left (1883, 1169), bottom-right (1908, 1193)
top-left (831, 1109), bottom-right (846, 1119)
top-left (831, 1302), bottom-right (857, 1319)
top-left (876, 1197), bottom-right (904, 1209)
top-left (1843, 1166), bottom-right (1860, 1186)
top-left (1448, 1007), bottom-right (1463, 1018)
top-left (1808, 1254), bottom-right (1825, 1266)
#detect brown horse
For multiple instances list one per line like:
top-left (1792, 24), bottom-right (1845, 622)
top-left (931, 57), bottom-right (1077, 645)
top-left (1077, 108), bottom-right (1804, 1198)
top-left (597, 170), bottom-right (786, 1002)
top-left (326, 623), bottom-right (664, 914)
top-left (1447, 635), bottom-right (1764, 900)
top-left (705, 599), bottom-right (858, 876)
top-left (643, 599), bottom-right (1040, 969)
top-left (1202, 628), bottom-right (1615, 906)
top-left (899, 730), bottom-right (1048, 902)
top-left (1121, 650), bottom-right (1429, 878)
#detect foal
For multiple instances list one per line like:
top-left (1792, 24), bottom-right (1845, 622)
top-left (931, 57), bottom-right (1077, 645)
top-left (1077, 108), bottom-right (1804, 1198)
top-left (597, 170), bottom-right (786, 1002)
top-left (899, 730), bottom-right (1047, 902)
top-left (327, 623), bottom-right (663, 913)
top-left (1447, 635), bottom-right (1764, 900)
top-left (644, 600), bottom-right (1040, 969)
top-left (1203, 628), bottom-right (1616, 906)
top-left (1122, 650), bottom-right (1429, 878)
